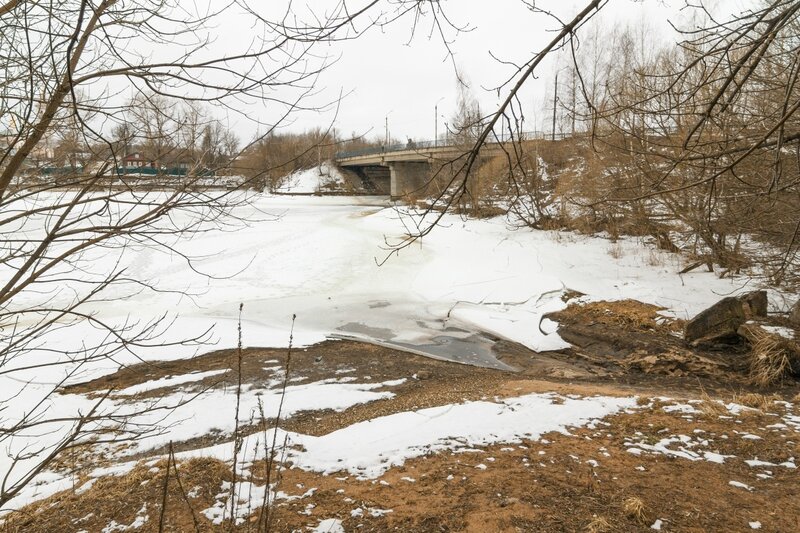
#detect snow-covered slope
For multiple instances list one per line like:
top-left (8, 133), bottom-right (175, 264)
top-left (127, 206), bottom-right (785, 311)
top-left (273, 161), bottom-right (348, 194)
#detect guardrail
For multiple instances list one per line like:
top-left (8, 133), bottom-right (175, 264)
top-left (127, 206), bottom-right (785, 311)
top-left (334, 130), bottom-right (573, 160)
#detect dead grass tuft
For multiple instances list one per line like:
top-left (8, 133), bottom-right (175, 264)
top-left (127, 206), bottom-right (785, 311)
top-left (732, 392), bottom-right (779, 411)
top-left (739, 324), bottom-right (800, 387)
top-left (646, 249), bottom-right (664, 267)
top-left (607, 243), bottom-right (623, 260)
top-left (698, 390), bottom-right (728, 417)
top-left (623, 496), bottom-right (648, 524)
top-left (585, 515), bottom-right (612, 532)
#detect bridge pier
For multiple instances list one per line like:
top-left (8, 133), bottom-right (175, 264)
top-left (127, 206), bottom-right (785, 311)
top-left (389, 161), bottom-right (432, 199)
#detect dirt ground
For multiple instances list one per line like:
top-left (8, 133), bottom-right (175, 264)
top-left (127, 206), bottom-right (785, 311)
top-left (6, 301), bottom-right (800, 532)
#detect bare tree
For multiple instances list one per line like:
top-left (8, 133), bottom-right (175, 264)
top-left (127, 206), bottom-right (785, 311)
top-left (0, 0), bottom-right (464, 510)
top-left (560, 1), bottom-right (800, 282)
top-left (385, 0), bottom-right (800, 287)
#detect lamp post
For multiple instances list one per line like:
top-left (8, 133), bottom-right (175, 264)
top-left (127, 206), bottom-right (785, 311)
top-left (384, 110), bottom-right (393, 146)
top-left (551, 65), bottom-right (573, 141)
top-left (434, 97), bottom-right (444, 147)
top-left (551, 71), bottom-right (559, 141)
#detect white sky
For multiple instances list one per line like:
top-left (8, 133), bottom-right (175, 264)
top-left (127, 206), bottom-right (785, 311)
top-left (261, 0), bottom-right (687, 142)
top-left (96, 0), bottom-right (754, 144)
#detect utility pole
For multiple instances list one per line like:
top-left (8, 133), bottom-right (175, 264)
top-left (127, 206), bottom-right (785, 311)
top-left (434, 104), bottom-right (438, 147)
top-left (570, 66), bottom-right (577, 136)
top-left (385, 116), bottom-right (389, 145)
top-left (551, 72), bottom-right (558, 141)
top-left (434, 97), bottom-right (444, 147)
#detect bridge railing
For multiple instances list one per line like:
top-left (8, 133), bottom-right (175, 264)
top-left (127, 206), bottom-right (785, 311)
top-left (334, 130), bottom-right (573, 160)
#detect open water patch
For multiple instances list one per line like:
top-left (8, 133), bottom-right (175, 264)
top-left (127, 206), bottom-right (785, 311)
top-left (332, 322), bottom-right (515, 371)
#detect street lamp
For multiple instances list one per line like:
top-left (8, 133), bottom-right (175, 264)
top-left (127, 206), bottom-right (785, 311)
top-left (551, 71), bottom-right (559, 141)
top-left (550, 65), bottom-right (573, 141)
top-left (384, 110), bottom-right (393, 146)
top-left (434, 97), bottom-right (444, 147)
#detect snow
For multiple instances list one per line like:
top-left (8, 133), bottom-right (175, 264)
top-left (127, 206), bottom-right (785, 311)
top-left (202, 481), bottom-right (266, 526)
top-left (105, 377), bottom-right (408, 456)
top-left (116, 369), bottom-right (229, 396)
top-left (760, 325), bottom-right (795, 339)
top-left (85, 391), bottom-right (635, 526)
top-left (4, 194), bottom-right (757, 381)
top-left (313, 518), bottom-right (345, 532)
top-left (273, 162), bottom-right (346, 194)
top-left (650, 519), bottom-right (663, 530)
top-left (749, 521), bottom-right (762, 529)
top-left (0, 376), bottom-right (406, 513)
top-left (0, 193), bottom-right (764, 512)
top-left (624, 434), bottom-right (734, 464)
top-left (101, 504), bottom-right (148, 531)
top-left (662, 403), bottom-right (700, 414)
top-left (729, 480), bottom-right (754, 491)
top-left (75, 479), bottom-right (96, 495)
top-left (283, 393), bottom-right (635, 479)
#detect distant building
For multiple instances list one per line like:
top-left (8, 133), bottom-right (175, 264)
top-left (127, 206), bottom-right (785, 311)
top-left (122, 152), bottom-right (156, 169)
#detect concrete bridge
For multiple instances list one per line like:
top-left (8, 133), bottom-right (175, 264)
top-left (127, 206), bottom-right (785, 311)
top-left (335, 141), bottom-right (462, 198)
top-left (335, 132), bottom-right (566, 198)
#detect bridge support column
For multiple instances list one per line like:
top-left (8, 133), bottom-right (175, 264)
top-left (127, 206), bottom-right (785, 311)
top-left (389, 161), bottom-right (432, 199)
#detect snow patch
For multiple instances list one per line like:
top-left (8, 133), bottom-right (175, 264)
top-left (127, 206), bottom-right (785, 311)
top-left (274, 162), bottom-right (346, 194)
top-left (313, 518), bottom-right (345, 532)
top-left (115, 370), bottom-right (229, 396)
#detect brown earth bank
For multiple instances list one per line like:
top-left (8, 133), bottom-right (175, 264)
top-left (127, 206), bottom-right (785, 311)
top-left (6, 398), bottom-right (799, 532)
top-left (5, 301), bottom-right (800, 532)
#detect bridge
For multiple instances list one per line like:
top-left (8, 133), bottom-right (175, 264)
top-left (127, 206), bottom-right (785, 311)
top-left (334, 132), bottom-right (567, 198)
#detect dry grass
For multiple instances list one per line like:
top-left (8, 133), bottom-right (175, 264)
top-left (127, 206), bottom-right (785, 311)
top-left (585, 515), bottom-right (612, 532)
top-left (623, 496), bottom-right (648, 524)
top-left (555, 299), bottom-right (683, 334)
top-left (698, 390), bottom-right (728, 417)
top-left (731, 392), bottom-right (779, 411)
top-left (607, 243), bottom-right (624, 259)
top-left (2, 458), bottom-right (232, 533)
top-left (646, 249), bottom-right (664, 267)
top-left (739, 324), bottom-right (800, 387)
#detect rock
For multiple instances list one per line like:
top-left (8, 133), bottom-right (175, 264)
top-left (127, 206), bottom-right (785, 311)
top-left (684, 296), bottom-right (747, 345)
top-left (790, 300), bottom-right (800, 326)
top-left (415, 370), bottom-right (432, 380)
top-left (738, 290), bottom-right (768, 318)
top-left (684, 291), bottom-right (769, 345)
top-left (499, 497), bottom-right (520, 507)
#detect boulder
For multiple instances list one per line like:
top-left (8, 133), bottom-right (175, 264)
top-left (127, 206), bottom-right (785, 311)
top-left (790, 300), bottom-right (800, 326)
top-left (684, 296), bottom-right (746, 345)
top-left (738, 290), bottom-right (768, 318)
top-left (684, 290), bottom-right (770, 346)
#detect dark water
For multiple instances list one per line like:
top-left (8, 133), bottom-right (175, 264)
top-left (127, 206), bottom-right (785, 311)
top-left (332, 322), bottom-right (516, 372)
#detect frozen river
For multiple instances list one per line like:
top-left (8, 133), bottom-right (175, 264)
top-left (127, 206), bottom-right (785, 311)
top-left (8, 192), bottom-right (758, 380)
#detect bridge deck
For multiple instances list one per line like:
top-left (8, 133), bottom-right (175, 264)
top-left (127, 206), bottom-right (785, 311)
top-left (335, 132), bottom-right (569, 166)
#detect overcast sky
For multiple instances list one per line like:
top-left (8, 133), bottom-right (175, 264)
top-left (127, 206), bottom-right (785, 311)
top-left (260, 0), bottom-right (686, 142)
top-left (196, 0), bottom-right (753, 144)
